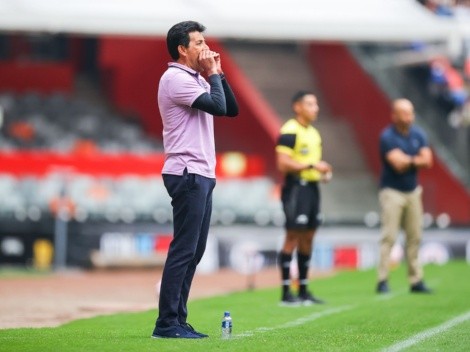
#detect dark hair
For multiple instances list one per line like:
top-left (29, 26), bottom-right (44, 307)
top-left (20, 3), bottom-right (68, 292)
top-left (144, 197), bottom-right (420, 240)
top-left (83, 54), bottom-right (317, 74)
top-left (291, 90), bottom-right (315, 104)
top-left (166, 21), bottom-right (206, 60)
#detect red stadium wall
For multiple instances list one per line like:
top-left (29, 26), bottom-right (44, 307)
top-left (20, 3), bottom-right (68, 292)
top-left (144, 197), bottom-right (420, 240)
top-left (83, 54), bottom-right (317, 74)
top-left (209, 41), bottom-right (281, 176)
top-left (0, 61), bottom-right (74, 93)
top-left (98, 37), bottom-right (167, 136)
top-left (307, 43), bottom-right (470, 224)
top-left (97, 37), bottom-right (281, 176)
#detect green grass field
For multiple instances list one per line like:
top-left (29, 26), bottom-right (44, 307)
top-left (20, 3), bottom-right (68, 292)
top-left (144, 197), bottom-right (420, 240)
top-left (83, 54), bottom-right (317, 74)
top-left (1, 261), bottom-right (469, 352)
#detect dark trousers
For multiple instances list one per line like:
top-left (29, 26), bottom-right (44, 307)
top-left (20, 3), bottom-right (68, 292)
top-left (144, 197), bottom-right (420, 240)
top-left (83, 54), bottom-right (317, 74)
top-left (156, 170), bottom-right (216, 328)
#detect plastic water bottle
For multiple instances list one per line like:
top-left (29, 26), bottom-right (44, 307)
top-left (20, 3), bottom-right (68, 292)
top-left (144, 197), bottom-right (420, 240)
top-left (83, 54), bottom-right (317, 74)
top-left (221, 311), bottom-right (232, 339)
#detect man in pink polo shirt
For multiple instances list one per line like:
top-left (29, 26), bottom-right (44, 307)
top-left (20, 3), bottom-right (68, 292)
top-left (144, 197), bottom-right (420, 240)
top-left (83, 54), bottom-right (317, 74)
top-left (152, 20), bottom-right (238, 339)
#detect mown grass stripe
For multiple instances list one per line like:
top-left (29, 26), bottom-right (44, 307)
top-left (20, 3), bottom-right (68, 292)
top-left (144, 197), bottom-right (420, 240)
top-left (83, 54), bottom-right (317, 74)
top-left (234, 305), bottom-right (355, 338)
top-left (381, 310), bottom-right (470, 352)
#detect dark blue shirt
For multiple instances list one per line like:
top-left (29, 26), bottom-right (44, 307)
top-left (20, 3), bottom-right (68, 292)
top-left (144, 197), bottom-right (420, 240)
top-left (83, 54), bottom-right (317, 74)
top-left (379, 124), bottom-right (429, 192)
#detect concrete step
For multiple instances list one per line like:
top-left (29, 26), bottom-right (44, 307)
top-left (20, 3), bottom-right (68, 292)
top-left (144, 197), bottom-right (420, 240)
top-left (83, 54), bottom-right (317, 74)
top-left (224, 40), bottom-right (380, 223)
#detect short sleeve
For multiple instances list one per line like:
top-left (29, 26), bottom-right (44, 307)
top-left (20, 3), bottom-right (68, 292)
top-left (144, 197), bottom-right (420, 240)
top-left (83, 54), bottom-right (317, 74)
top-left (276, 133), bottom-right (296, 156)
top-left (380, 130), bottom-right (397, 156)
top-left (168, 72), bottom-right (207, 107)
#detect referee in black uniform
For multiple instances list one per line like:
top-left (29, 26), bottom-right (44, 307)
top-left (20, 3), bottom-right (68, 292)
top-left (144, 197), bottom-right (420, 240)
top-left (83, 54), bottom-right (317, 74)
top-left (276, 91), bottom-right (332, 306)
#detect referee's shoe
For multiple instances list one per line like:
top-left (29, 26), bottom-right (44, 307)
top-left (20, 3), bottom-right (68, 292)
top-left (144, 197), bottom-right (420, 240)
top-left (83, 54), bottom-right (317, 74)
top-left (298, 291), bottom-right (325, 305)
top-left (279, 291), bottom-right (301, 307)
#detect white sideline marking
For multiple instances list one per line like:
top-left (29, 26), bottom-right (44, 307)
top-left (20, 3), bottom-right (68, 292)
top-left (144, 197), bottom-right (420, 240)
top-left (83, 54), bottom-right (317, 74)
top-left (234, 305), bottom-right (355, 338)
top-left (381, 310), bottom-right (470, 352)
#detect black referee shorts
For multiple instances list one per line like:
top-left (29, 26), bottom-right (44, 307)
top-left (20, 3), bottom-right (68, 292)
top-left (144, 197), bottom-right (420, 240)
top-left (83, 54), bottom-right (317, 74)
top-left (281, 179), bottom-right (321, 230)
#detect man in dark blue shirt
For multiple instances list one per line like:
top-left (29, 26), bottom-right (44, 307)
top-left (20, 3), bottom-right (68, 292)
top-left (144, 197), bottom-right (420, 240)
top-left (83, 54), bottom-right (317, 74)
top-left (377, 99), bottom-right (433, 294)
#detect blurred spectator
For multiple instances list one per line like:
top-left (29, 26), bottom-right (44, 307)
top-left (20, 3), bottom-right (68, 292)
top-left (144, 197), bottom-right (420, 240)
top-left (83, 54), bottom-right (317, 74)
top-left (429, 58), bottom-right (448, 96)
top-left (446, 68), bottom-right (468, 106)
top-left (428, 57), bottom-right (469, 114)
top-left (435, 0), bottom-right (456, 16)
top-left (419, 0), bottom-right (456, 16)
top-left (420, 0), bottom-right (470, 124)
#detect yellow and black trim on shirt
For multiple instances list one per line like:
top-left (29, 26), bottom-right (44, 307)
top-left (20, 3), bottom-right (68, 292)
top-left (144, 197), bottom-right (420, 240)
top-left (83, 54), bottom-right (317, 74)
top-left (276, 118), bottom-right (323, 182)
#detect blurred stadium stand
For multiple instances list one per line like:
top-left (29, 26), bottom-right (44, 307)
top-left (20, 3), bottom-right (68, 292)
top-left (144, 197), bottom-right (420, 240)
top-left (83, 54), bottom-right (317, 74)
top-left (0, 0), bottom-right (469, 269)
top-left (0, 92), bottom-right (161, 153)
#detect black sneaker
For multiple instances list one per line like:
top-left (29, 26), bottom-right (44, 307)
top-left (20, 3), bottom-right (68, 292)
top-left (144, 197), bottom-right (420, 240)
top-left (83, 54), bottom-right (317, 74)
top-left (151, 324), bottom-right (202, 339)
top-left (298, 291), bottom-right (325, 305)
top-left (410, 281), bottom-right (432, 294)
top-left (180, 322), bottom-right (209, 338)
top-left (376, 280), bottom-right (390, 294)
top-left (279, 291), bottom-right (301, 306)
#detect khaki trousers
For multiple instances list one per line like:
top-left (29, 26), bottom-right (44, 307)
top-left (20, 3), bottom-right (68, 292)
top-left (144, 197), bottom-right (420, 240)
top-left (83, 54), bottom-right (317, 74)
top-left (378, 186), bottom-right (423, 284)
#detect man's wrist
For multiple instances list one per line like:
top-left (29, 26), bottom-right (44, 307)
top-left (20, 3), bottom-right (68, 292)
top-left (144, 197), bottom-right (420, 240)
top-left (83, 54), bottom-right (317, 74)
top-left (219, 72), bottom-right (225, 80)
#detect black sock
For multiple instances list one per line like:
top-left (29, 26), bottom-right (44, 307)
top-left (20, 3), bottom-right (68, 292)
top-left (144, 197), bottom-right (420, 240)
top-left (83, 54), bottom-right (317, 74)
top-left (297, 252), bottom-right (311, 296)
top-left (278, 252), bottom-right (292, 295)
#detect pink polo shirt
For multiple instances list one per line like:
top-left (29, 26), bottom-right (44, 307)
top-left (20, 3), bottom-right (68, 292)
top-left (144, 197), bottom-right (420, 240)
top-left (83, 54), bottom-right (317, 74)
top-left (158, 62), bottom-right (216, 178)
